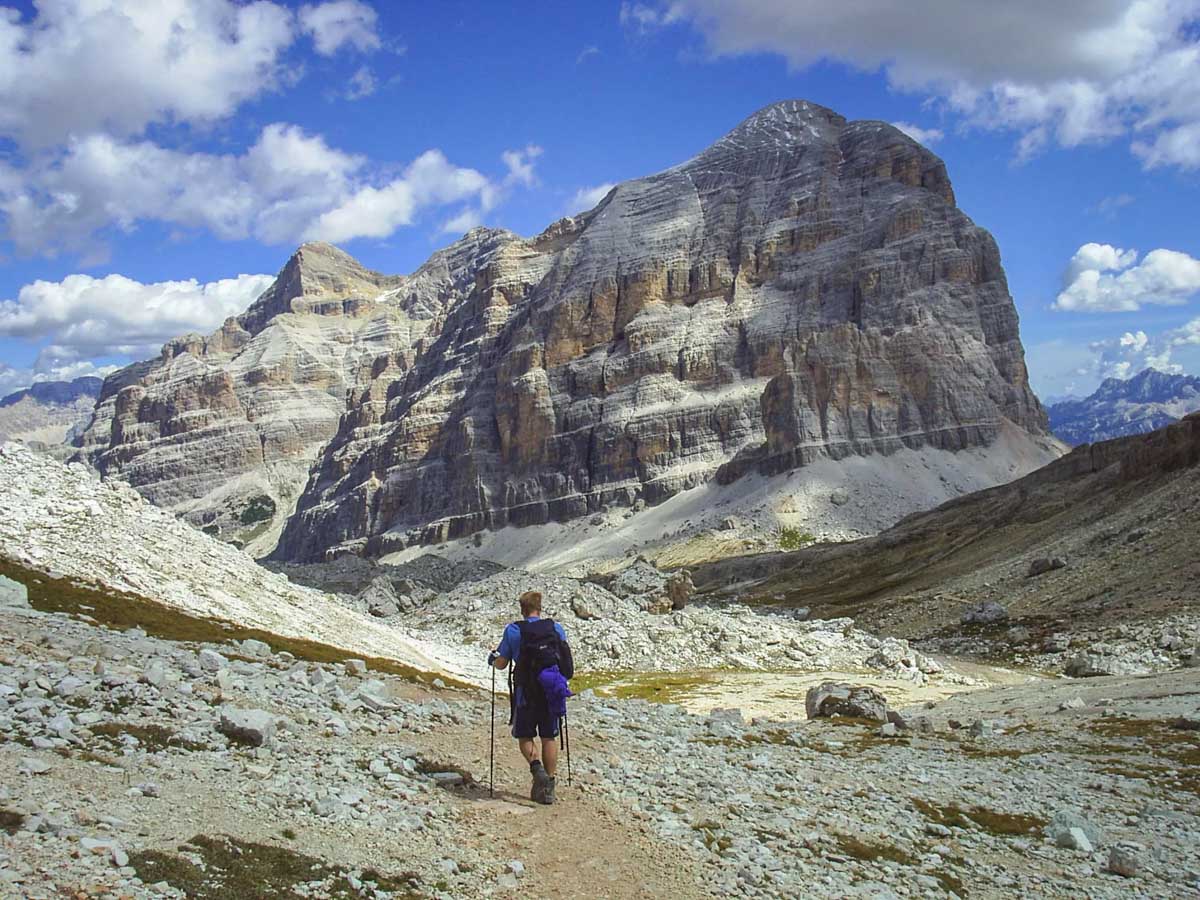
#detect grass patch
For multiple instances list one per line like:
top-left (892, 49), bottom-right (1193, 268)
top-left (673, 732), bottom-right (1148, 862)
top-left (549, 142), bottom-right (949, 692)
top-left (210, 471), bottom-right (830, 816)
top-left (832, 832), bottom-right (917, 866)
top-left (128, 834), bottom-right (421, 900)
top-left (1082, 716), bottom-right (1200, 796)
top-left (913, 798), bottom-right (1044, 836)
top-left (90, 721), bottom-right (207, 753)
top-left (0, 556), bottom-right (471, 689)
top-left (0, 809), bottom-right (25, 835)
top-left (280, 828), bottom-right (297, 841)
top-left (691, 821), bottom-right (732, 853)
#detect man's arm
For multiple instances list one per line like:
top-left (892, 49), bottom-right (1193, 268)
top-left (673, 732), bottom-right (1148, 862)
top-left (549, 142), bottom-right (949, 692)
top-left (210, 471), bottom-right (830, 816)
top-left (489, 623), bottom-right (518, 669)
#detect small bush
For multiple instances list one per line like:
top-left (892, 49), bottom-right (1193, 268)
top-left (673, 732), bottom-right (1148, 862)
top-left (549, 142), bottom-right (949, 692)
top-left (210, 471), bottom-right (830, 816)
top-left (239, 495), bottom-right (276, 526)
top-left (778, 527), bottom-right (815, 551)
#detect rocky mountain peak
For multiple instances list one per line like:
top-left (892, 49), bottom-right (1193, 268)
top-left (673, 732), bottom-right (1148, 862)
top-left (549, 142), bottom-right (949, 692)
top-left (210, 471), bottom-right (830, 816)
top-left (83, 100), bottom-right (1053, 561)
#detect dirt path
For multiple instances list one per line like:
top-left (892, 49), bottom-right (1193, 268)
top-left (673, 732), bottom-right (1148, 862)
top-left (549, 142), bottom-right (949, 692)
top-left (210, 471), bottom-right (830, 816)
top-left (420, 718), bottom-right (713, 900)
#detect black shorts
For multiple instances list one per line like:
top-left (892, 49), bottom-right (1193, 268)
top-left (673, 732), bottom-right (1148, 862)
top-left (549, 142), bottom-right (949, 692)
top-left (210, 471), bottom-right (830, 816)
top-left (512, 698), bottom-right (560, 739)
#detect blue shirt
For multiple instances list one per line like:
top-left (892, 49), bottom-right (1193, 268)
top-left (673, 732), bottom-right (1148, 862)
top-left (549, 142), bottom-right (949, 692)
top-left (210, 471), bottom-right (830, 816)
top-left (497, 615), bottom-right (567, 663)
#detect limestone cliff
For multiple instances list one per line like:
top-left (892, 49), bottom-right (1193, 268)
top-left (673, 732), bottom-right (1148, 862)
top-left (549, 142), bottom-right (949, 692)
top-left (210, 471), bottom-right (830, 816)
top-left (82, 100), bottom-right (1052, 561)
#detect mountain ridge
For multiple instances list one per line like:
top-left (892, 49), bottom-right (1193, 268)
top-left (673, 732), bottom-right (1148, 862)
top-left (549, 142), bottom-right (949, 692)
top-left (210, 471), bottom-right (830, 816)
top-left (1049, 367), bottom-right (1200, 446)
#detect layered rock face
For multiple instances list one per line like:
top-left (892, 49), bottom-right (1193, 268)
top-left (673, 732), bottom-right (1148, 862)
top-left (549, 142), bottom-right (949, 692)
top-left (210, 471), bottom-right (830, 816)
top-left (84, 100), bottom-right (1050, 561)
top-left (80, 235), bottom-right (511, 554)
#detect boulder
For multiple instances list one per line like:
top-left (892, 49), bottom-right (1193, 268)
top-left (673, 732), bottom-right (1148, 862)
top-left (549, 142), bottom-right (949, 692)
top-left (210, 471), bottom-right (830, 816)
top-left (198, 648), bottom-right (227, 673)
top-left (960, 601), bottom-right (1009, 625)
top-left (1108, 844), bottom-right (1142, 877)
top-left (570, 596), bottom-right (598, 621)
top-left (1047, 809), bottom-right (1103, 850)
top-left (357, 575), bottom-right (401, 618)
top-left (1027, 557), bottom-right (1067, 578)
top-left (0, 574), bottom-right (30, 609)
top-left (804, 682), bottom-right (889, 722)
top-left (1064, 653), bottom-right (1134, 678)
top-left (217, 707), bottom-right (277, 748)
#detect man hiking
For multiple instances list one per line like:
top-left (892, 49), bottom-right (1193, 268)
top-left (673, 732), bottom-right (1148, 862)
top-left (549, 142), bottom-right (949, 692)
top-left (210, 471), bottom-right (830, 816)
top-left (488, 590), bottom-right (573, 804)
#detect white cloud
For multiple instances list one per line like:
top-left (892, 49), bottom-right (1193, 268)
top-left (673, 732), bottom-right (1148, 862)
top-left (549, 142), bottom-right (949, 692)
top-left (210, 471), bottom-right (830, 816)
top-left (619, 2), bottom-right (680, 33)
top-left (577, 45), bottom-right (600, 64)
top-left (1028, 315), bottom-right (1200, 398)
top-left (0, 0), bottom-right (299, 149)
top-left (299, 0), bottom-right (382, 56)
top-left (304, 148), bottom-right (499, 243)
top-left (567, 183), bottom-right (617, 214)
top-left (1, 126), bottom-right (537, 254)
top-left (0, 359), bottom-right (121, 400)
top-left (1054, 243), bottom-right (1200, 312)
top-left (630, 1), bottom-right (1200, 169)
top-left (344, 66), bottom-right (378, 100)
top-left (501, 145), bottom-right (544, 188)
top-left (1092, 193), bottom-right (1136, 218)
top-left (891, 122), bottom-right (944, 145)
top-left (0, 271), bottom-right (275, 364)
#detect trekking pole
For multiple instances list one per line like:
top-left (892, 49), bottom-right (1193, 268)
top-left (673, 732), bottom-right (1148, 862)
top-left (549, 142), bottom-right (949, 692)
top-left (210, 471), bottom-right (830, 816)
top-left (563, 712), bottom-right (572, 786)
top-left (489, 664), bottom-right (496, 798)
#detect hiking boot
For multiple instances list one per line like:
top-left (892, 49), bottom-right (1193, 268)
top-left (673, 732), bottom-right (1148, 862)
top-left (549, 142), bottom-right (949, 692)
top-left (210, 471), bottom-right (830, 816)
top-left (538, 776), bottom-right (556, 805)
top-left (529, 760), bottom-right (548, 802)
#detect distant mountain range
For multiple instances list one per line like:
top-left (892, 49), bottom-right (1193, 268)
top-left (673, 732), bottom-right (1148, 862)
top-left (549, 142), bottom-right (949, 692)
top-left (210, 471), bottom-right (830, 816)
top-left (0, 376), bottom-right (102, 448)
top-left (1048, 368), bottom-right (1200, 446)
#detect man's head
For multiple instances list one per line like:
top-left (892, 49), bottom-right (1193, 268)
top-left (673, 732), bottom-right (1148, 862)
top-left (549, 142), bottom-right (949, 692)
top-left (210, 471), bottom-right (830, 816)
top-left (519, 590), bottom-right (543, 618)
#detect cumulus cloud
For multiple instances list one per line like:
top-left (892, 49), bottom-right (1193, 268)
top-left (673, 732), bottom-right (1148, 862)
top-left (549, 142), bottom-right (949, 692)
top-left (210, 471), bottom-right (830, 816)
top-left (0, 272), bottom-right (275, 364)
top-left (891, 122), bottom-right (944, 145)
top-left (1, 126), bottom-right (538, 254)
top-left (566, 183), bottom-right (617, 214)
top-left (1028, 315), bottom-right (1200, 398)
top-left (0, 0), bottom-right (383, 150)
top-left (1054, 243), bottom-right (1200, 312)
top-left (299, 0), bottom-right (382, 56)
top-left (626, 0), bottom-right (1200, 169)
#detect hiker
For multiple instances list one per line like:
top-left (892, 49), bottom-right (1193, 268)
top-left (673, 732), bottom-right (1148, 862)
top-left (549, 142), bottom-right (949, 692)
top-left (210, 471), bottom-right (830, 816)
top-left (488, 590), bottom-right (573, 804)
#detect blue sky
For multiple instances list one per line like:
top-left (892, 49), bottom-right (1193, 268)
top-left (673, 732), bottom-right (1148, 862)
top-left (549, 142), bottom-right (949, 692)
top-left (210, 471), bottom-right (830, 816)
top-left (1, 0), bottom-right (1199, 402)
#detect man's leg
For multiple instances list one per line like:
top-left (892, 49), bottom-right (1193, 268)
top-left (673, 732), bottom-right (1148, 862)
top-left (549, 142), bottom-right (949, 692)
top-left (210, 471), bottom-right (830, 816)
top-left (518, 738), bottom-right (538, 766)
top-left (540, 737), bottom-right (558, 777)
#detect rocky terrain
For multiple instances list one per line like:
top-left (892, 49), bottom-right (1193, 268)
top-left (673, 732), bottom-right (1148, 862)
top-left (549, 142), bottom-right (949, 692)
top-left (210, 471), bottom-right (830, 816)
top-left (0, 377), bottom-right (101, 454)
top-left (3, 411), bottom-right (1200, 898)
top-left (2, 570), bottom-right (1198, 898)
top-left (1049, 368), bottom-right (1200, 446)
top-left (79, 99), bottom-right (1057, 563)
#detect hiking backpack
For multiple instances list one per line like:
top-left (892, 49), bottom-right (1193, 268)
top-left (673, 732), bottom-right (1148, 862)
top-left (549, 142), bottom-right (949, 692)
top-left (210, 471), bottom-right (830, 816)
top-left (513, 618), bottom-right (573, 689)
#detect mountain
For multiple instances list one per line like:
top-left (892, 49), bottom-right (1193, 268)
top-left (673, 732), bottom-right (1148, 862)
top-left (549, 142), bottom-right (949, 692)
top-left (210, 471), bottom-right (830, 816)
top-left (1048, 368), bottom-right (1200, 446)
top-left (699, 411), bottom-right (1200, 642)
top-left (0, 375), bottom-right (102, 449)
top-left (81, 99), bottom-right (1055, 561)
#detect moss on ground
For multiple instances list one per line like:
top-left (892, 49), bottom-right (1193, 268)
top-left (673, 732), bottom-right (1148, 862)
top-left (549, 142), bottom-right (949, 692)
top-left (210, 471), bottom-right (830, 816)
top-left (90, 721), bottom-right (207, 753)
top-left (128, 834), bottom-right (421, 899)
top-left (0, 556), bottom-right (471, 689)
